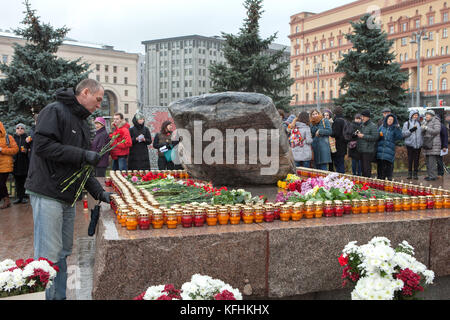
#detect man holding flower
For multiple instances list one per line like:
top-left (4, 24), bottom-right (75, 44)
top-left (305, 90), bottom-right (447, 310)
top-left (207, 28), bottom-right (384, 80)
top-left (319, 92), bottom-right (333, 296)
top-left (25, 79), bottom-right (113, 300)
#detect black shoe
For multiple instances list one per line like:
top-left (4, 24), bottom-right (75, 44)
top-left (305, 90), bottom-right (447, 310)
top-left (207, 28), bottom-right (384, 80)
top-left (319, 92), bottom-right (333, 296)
top-left (424, 177), bottom-right (437, 181)
top-left (13, 199), bottom-right (22, 205)
top-left (21, 198), bottom-right (28, 204)
top-left (406, 172), bottom-right (412, 179)
top-left (413, 172), bottom-right (419, 180)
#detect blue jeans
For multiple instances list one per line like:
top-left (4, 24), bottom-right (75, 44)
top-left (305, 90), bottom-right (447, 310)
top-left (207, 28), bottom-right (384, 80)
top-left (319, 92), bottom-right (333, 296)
top-left (112, 156), bottom-right (127, 171)
top-left (333, 155), bottom-right (345, 174)
top-left (352, 159), bottom-right (362, 176)
top-left (295, 161), bottom-right (310, 168)
top-left (31, 194), bottom-right (76, 300)
top-left (315, 163), bottom-right (329, 171)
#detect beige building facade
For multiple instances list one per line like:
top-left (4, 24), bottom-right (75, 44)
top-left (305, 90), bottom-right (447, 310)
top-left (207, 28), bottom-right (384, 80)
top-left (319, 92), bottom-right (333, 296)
top-left (0, 31), bottom-right (139, 122)
top-left (289, 0), bottom-right (450, 110)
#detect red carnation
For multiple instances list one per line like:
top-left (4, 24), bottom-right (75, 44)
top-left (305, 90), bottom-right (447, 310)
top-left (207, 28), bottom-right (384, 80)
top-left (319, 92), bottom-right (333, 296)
top-left (156, 294), bottom-right (172, 300)
top-left (15, 259), bottom-right (25, 268)
top-left (133, 291), bottom-right (146, 300)
top-left (338, 254), bottom-right (349, 266)
top-left (214, 290), bottom-right (236, 300)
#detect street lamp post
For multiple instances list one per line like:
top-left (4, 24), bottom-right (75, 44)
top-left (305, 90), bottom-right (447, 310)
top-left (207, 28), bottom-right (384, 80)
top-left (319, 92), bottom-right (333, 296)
top-left (314, 63), bottom-right (323, 109)
top-left (437, 63), bottom-right (450, 107)
top-left (410, 29), bottom-right (428, 109)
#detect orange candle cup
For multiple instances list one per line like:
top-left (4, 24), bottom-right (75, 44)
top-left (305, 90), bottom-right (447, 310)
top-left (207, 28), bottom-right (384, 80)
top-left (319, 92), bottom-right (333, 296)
top-left (443, 195), bottom-right (450, 209)
top-left (377, 199), bottom-right (385, 213)
top-left (280, 205), bottom-right (291, 221)
top-left (254, 206), bottom-right (264, 223)
top-left (229, 207), bottom-right (241, 225)
top-left (206, 211), bottom-right (218, 226)
top-left (434, 195), bottom-right (443, 209)
top-left (218, 208), bottom-right (230, 225)
top-left (411, 197), bottom-right (419, 211)
top-left (304, 202), bottom-right (314, 218)
top-left (152, 211), bottom-right (164, 229)
top-left (291, 203), bottom-right (304, 221)
top-left (418, 196), bottom-right (427, 210)
top-left (393, 198), bottom-right (402, 212)
top-left (314, 201), bottom-right (323, 218)
top-left (402, 197), bottom-right (411, 211)
top-left (360, 199), bottom-right (369, 214)
top-left (351, 199), bottom-right (361, 214)
top-left (126, 212), bottom-right (138, 230)
top-left (242, 207), bottom-right (254, 224)
top-left (166, 211), bottom-right (178, 229)
top-left (369, 199), bottom-right (378, 213)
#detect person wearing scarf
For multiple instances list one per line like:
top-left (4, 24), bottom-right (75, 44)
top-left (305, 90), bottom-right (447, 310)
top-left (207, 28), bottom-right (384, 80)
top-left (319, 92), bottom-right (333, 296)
top-left (128, 112), bottom-right (152, 170)
top-left (309, 109), bottom-right (332, 171)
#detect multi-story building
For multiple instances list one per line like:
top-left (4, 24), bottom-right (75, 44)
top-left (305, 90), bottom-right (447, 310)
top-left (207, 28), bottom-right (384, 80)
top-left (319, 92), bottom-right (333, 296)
top-left (289, 0), bottom-right (450, 110)
top-left (0, 30), bottom-right (139, 122)
top-left (142, 35), bottom-right (291, 107)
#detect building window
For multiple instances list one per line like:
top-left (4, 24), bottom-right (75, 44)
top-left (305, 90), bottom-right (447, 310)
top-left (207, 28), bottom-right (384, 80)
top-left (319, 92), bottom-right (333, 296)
top-left (401, 37), bottom-right (407, 46)
top-left (427, 80), bottom-right (433, 92)
top-left (429, 32), bottom-right (433, 40)
top-left (113, 76), bottom-right (117, 84)
top-left (428, 65), bottom-right (433, 75)
top-left (113, 66), bottom-right (117, 73)
top-left (124, 77), bottom-right (128, 85)
top-left (399, 54), bottom-right (403, 62)
top-left (96, 64), bottom-right (100, 71)
top-left (125, 67), bottom-right (128, 72)
top-left (402, 23), bottom-right (407, 32)
top-left (105, 76), bottom-right (109, 83)
top-left (443, 28), bottom-right (448, 39)
top-left (124, 104), bottom-right (129, 114)
top-left (429, 16), bottom-right (434, 25)
top-left (442, 78), bottom-right (448, 91)
top-left (125, 90), bottom-right (128, 97)
top-left (415, 19), bottom-right (420, 29)
top-left (389, 26), bottom-right (394, 34)
top-left (444, 12), bottom-right (449, 22)
top-left (96, 75), bottom-right (100, 81)
top-left (105, 65), bottom-right (109, 72)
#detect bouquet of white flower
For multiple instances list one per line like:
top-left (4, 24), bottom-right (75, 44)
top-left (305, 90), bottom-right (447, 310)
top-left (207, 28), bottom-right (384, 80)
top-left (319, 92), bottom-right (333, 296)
top-left (339, 237), bottom-right (434, 300)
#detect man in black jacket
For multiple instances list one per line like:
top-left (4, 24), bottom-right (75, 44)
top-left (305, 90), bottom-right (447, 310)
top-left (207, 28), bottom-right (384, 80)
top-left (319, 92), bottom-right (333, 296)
top-left (25, 79), bottom-right (112, 300)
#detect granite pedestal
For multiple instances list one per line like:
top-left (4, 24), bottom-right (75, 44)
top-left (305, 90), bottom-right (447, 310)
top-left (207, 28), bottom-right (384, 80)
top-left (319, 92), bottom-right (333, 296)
top-left (92, 191), bottom-right (450, 299)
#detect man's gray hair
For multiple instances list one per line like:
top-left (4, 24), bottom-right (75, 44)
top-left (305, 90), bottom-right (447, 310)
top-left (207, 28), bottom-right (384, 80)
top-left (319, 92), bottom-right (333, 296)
top-left (75, 78), bottom-right (104, 96)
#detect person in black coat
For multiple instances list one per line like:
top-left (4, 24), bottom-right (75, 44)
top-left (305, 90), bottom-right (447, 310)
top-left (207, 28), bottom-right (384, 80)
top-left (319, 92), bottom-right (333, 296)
top-left (25, 79), bottom-right (113, 300)
top-left (153, 120), bottom-right (179, 170)
top-left (13, 123), bottom-right (31, 204)
top-left (345, 114), bottom-right (363, 176)
top-left (330, 106), bottom-right (347, 173)
top-left (90, 117), bottom-right (110, 177)
top-left (128, 112), bottom-right (152, 170)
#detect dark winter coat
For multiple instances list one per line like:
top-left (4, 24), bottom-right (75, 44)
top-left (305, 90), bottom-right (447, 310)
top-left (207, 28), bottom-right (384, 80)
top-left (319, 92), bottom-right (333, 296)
top-left (440, 123), bottom-right (448, 149)
top-left (347, 121), bottom-right (362, 160)
top-left (331, 115), bottom-right (347, 157)
top-left (153, 131), bottom-right (179, 158)
top-left (357, 120), bottom-right (379, 154)
top-left (376, 114), bottom-right (403, 164)
top-left (90, 126), bottom-right (110, 168)
top-left (25, 88), bottom-right (104, 205)
top-left (128, 115), bottom-right (152, 170)
top-left (310, 118), bottom-right (332, 165)
top-left (13, 133), bottom-right (31, 176)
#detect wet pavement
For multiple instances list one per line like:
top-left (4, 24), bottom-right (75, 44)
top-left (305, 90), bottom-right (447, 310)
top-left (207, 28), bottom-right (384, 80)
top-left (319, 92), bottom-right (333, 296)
top-left (0, 172), bottom-right (448, 300)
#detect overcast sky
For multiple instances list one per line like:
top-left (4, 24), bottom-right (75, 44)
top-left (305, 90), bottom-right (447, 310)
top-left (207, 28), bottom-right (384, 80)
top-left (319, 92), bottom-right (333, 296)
top-left (1, 0), bottom-right (355, 54)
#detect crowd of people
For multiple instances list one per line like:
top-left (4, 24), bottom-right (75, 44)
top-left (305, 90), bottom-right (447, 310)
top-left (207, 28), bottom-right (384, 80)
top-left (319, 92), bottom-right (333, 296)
top-left (280, 106), bottom-right (449, 182)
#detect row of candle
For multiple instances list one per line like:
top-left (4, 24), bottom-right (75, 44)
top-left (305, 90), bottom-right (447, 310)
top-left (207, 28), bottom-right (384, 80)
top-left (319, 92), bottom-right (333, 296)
top-left (295, 167), bottom-right (449, 197)
top-left (107, 171), bottom-right (449, 231)
top-left (105, 169), bottom-right (190, 187)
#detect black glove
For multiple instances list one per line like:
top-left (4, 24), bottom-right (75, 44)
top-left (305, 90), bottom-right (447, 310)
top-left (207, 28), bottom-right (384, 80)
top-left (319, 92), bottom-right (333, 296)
top-left (88, 204), bottom-right (101, 237)
top-left (409, 126), bottom-right (418, 133)
top-left (84, 150), bottom-right (101, 166)
top-left (99, 191), bottom-right (113, 203)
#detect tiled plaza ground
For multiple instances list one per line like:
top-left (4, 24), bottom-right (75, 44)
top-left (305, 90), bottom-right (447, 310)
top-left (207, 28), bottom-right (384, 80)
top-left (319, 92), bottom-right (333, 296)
top-left (0, 172), bottom-right (448, 300)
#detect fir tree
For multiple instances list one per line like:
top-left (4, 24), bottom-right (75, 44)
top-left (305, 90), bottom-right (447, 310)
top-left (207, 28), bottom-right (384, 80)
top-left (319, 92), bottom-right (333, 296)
top-left (333, 14), bottom-right (409, 123)
top-left (209, 0), bottom-right (294, 111)
top-left (0, 0), bottom-right (91, 133)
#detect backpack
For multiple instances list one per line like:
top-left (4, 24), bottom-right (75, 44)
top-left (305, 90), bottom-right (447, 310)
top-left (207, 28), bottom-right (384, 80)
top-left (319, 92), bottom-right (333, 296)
top-left (289, 127), bottom-right (304, 148)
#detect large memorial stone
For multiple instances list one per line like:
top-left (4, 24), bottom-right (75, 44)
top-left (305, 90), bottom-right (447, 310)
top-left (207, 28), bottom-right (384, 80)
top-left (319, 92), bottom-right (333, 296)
top-left (168, 92), bottom-right (295, 186)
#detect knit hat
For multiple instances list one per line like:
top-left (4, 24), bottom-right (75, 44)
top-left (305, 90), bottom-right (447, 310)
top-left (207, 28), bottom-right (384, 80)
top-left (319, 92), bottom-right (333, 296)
top-left (94, 117), bottom-right (106, 126)
top-left (15, 123), bottom-right (26, 130)
top-left (382, 107), bottom-right (391, 113)
top-left (361, 110), bottom-right (371, 118)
